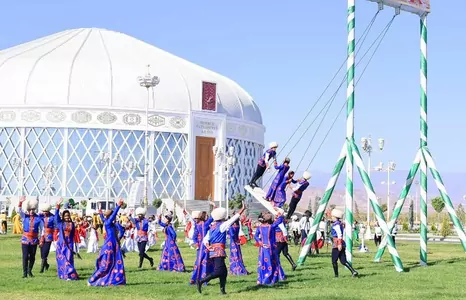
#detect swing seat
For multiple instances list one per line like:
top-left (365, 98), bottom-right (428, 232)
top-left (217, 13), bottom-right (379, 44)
top-left (244, 185), bottom-right (277, 215)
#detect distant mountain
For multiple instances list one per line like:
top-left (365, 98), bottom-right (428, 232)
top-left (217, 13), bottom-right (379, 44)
top-left (261, 169), bottom-right (466, 212)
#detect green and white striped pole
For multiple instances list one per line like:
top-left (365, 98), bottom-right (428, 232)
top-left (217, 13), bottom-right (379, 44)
top-left (374, 150), bottom-right (421, 261)
top-left (344, 0), bottom-right (356, 265)
top-left (297, 145), bottom-right (347, 265)
top-left (422, 147), bottom-right (466, 251)
top-left (419, 16), bottom-right (428, 266)
top-left (349, 140), bottom-right (404, 272)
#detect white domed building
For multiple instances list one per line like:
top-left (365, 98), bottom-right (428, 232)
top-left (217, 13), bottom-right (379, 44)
top-left (0, 28), bottom-right (265, 210)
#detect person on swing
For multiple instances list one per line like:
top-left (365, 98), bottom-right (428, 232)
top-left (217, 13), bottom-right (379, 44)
top-left (249, 142), bottom-right (278, 188)
top-left (285, 171), bottom-right (312, 219)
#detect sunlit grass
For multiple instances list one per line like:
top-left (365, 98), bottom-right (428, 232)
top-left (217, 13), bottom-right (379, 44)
top-left (1, 234), bottom-right (465, 300)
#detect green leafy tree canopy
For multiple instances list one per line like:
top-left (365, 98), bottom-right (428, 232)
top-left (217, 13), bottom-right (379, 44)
top-left (431, 196), bottom-right (445, 214)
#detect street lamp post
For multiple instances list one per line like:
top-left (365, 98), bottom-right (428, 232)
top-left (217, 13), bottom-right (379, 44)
top-left (124, 160), bottom-right (136, 201)
top-left (182, 168), bottom-right (192, 210)
top-left (376, 161), bottom-right (396, 220)
top-left (42, 164), bottom-right (56, 204)
top-left (99, 152), bottom-right (119, 203)
top-left (224, 147), bottom-right (236, 217)
top-left (12, 157), bottom-right (29, 197)
top-left (360, 136), bottom-right (384, 238)
top-left (212, 146), bottom-right (236, 215)
top-left (138, 65), bottom-right (160, 208)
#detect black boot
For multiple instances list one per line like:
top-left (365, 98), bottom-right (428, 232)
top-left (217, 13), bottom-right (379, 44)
top-left (44, 259), bottom-right (50, 271)
top-left (284, 254), bottom-right (297, 271)
top-left (28, 260), bottom-right (34, 277)
top-left (344, 262), bottom-right (359, 277)
top-left (196, 280), bottom-right (202, 294)
top-left (332, 262), bottom-right (339, 278)
top-left (148, 257), bottom-right (154, 268)
top-left (138, 257), bottom-right (144, 269)
top-left (219, 276), bottom-right (227, 295)
top-left (40, 259), bottom-right (45, 273)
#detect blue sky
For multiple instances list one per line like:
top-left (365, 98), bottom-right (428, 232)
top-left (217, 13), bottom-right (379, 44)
top-left (1, 0), bottom-right (464, 174)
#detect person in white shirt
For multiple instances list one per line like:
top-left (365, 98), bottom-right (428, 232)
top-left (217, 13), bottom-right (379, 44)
top-left (289, 215), bottom-right (301, 245)
top-left (299, 210), bottom-right (314, 244)
top-left (391, 221), bottom-right (398, 244)
top-left (374, 222), bottom-right (382, 246)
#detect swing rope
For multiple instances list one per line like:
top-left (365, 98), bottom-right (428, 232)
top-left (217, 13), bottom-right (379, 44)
top-left (303, 14), bottom-right (397, 171)
top-left (274, 10), bottom-right (381, 159)
top-left (261, 11), bottom-right (383, 188)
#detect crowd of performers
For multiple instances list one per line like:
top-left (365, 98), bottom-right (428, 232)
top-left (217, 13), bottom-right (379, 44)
top-left (12, 141), bottom-right (359, 293)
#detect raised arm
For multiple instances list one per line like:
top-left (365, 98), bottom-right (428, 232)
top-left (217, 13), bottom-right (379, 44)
top-left (219, 203), bottom-right (246, 232)
top-left (219, 213), bottom-right (240, 233)
top-left (204, 216), bottom-right (214, 228)
top-left (254, 227), bottom-right (261, 243)
top-left (271, 216), bottom-right (284, 230)
top-left (107, 205), bottom-right (121, 224)
top-left (18, 196), bottom-right (26, 219)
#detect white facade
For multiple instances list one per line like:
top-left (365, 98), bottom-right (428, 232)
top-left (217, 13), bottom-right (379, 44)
top-left (0, 28), bottom-right (265, 208)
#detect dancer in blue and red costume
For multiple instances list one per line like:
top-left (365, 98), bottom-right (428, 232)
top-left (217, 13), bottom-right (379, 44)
top-left (255, 210), bottom-right (284, 285)
top-left (272, 171), bottom-right (296, 208)
top-left (158, 213), bottom-right (185, 272)
top-left (55, 198), bottom-right (79, 281)
top-left (197, 204), bottom-right (246, 295)
top-left (130, 207), bottom-right (154, 269)
top-left (265, 157), bottom-right (290, 201)
top-left (189, 210), bottom-right (214, 285)
top-left (18, 196), bottom-right (41, 278)
top-left (39, 203), bottom-right (56, 273)
top-left (274, 208), bottom-right (297, 274)
top-left (88, 198), bottom-right (126, 286)
top-left (330, 209), bottom-right (358, 278)
top-left (249, 142), bottom-right (278, 188)
top-left (285, 171), bottom-right (312, 219)
top-left (228, 214), bottom-right (249, 275)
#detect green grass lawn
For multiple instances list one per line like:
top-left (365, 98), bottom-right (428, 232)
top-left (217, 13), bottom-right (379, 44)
top-left (1, 234), bottom-right (465, 300)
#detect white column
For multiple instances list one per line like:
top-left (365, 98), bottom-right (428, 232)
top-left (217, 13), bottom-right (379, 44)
top-left (62, 128), bottom-right (69, 197)
top-left (19, 127), bottom-right (25, 198)
top-left (188, 112), bottom-right (196, 200)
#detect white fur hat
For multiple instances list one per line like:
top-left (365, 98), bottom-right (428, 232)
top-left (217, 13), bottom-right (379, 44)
top-left (331, 209), bottom-right (344, 219)
top-left (39, 203), bottom-right (52, 212)
top-left (135, 207), bottom-right (147, 216)
top-left (276, 208), bottom-right (285, 215)
top-left (269, 142), bottom-right (278, 148)
top-left (26, 199), bottom-right (39, 211)
top-left (211, 207), bottom-right (227, 221)
top-left (303, 171), bottom-right (312, 180)
top-left (291, 215), bottom-right (298, 221)
top-left (191, 210), bottom-right (201, 219)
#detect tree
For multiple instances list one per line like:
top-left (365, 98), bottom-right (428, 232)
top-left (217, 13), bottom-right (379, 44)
top-left (408, 198), bottom-right (414, 230)
top-left (354, 200), bottom-right (360, 221)
top-left (228, 193), bottom-right (246, 210)
top-left (381, 203), bottom-right (388, 212)
top-left (456, 203), bottom-right (466, 225)
top-left (314, 197), bottom-right (321, 215)
top-left (440, 216), bottom-right (452, 238)
top-left (152, 198), bottom-right (162, 208)
top-left (431, 196), bottom-right (445, 223)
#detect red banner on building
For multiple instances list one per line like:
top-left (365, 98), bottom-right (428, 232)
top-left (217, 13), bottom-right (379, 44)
top-left (202, 81), bottom-right (217, 111)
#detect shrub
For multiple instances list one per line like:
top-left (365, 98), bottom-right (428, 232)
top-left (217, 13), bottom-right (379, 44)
top-left (402, 222), bottom-right (409, 231)
top-left (440, 216), bottom-right (452, 238)
top-left (152, 198), bottom-right (162, 208)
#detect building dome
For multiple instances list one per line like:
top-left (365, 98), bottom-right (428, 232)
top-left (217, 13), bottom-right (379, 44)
top-left (0, 28), bottom-right (265, 214)
top-left (0, 28), bottom-right (262, 124)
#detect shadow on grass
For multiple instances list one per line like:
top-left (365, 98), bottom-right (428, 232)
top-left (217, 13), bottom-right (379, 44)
top-left (237, 281), bottom-right (290, 293)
